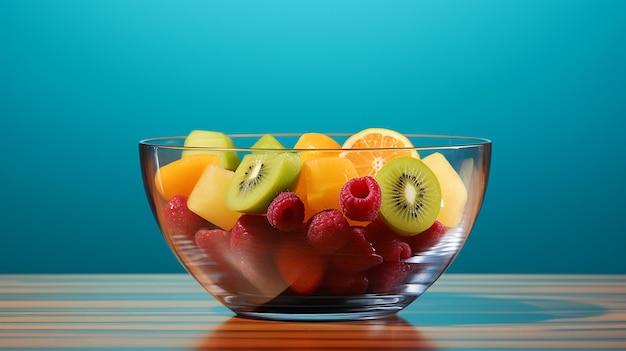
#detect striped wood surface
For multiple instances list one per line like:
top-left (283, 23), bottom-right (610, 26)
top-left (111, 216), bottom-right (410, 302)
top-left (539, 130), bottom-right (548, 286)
top-left (0, 274), bottom-right (625, 350)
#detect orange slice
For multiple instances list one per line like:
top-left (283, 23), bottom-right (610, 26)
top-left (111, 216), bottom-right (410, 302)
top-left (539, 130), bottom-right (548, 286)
top-left (339, 128), bottom-right (420, 177)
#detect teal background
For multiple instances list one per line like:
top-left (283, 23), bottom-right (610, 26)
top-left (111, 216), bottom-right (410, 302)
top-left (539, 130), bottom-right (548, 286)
top-left (1, 0), bottom-right (624, 274)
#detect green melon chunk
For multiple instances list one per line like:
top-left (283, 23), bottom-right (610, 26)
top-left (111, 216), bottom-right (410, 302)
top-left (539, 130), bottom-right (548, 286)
top-left (181, 130), bottom-right (240, 171)
top-left (251, 134), bottom-right (284, 152)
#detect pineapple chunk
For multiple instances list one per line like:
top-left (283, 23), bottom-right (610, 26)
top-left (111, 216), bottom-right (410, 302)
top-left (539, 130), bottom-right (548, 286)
top-left (188, 164), bottom-right (242, 230)
top-left (422, 152), bottom-right (468, 227)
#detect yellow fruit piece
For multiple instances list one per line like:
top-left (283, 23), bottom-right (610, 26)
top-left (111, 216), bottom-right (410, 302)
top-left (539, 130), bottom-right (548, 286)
top-left (294, 133), bottom-right (342, 162)
top-left (422, 152), bottom-right (467, 227)
top-left (293, 174), bottom-right (316, 221)
top-left (339, 127), bottom-right (420, 177)
top-left (187, 164), bottom-right (242, 230)
top-left (302, 157), bottom-right (359, 214)
top-left (154, 154), bottom-right (221, 200)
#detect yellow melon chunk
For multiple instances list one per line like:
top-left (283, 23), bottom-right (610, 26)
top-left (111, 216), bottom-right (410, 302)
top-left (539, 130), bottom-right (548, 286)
top-left (422, 152), bottom-right (467, 227)
top-left (187, 164), bottom-right (242, 230)
top-left (302, 157), bottom-right (359, 214)
top-left (154, 154), bottom-right (221, 201)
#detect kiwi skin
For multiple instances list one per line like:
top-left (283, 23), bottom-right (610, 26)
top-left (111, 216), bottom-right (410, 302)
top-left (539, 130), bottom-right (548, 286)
top-left (375, 157), bottom-right (442, 236)
top-left (225, 152), bottom-right (302, 214)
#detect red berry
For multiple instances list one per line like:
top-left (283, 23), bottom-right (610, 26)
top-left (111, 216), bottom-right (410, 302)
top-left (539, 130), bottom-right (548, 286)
top-left (339, 176), bottom-right (382, 222)
top-left (365, 219), bottom-right (412, 261)
top-left (364, 218), bottom-right (397, 242)
top-left (375, 239), bottom-right (412, 262)
top-left (194, 228), bottom-right (232, 266)
top-left (367, 262), bottom-right (411, 294)
top-left (267, 192), bottom-right (305, 232)
top-left (324, 270), bottom-right (369, 295)
top-left (195, 228), bottom-right (230, 250)
top-left (306, 209), bottom-right (352, 254)
top-left (163, 195), bottom-right (206, 239)
top-left (229, 215), bottom-right (289, 296)
top-left (332, 227), bottom-right (383, 273)
top-left (401, 220), bottom-right (447, 253)
top-left (274, 237), bottom-right (327, 295)
top-left (230, 214), bottom-right (281, 261)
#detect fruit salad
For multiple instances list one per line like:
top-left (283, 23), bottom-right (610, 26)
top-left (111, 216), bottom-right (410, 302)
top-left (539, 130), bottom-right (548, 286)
top-left (154, 128), bottom-right (468, 298)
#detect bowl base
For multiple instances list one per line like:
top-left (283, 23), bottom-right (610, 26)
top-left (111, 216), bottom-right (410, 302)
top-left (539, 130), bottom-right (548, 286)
top-left (225, 294), bottom-right (418, 321)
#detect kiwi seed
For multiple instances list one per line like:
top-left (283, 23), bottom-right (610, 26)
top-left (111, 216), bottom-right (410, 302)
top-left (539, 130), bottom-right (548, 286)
top-left (375, 157), bottom-right (441, 236)
top-left (225, 152), bottom-right (302, 214)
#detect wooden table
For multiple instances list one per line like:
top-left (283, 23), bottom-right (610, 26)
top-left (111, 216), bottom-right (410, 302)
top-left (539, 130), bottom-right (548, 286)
top-left (1, 274), bottom-right (624, 350)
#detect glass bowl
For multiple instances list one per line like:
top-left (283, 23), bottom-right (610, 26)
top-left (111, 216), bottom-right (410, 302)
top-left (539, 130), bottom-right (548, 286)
top-left (139, 132), bottom-right (491, 321)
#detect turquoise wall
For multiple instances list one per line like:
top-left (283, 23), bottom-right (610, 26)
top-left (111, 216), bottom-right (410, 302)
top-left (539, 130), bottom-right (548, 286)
top-left (1, 0), bottom-right (624, 273)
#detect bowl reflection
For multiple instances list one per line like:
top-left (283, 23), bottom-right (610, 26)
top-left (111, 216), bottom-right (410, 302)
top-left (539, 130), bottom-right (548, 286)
top-left (196, 315), bottom-right (439, 351)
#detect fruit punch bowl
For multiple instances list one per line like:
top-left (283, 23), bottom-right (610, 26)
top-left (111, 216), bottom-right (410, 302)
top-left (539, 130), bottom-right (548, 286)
top-left (139, 129), bottom-right (491, 321)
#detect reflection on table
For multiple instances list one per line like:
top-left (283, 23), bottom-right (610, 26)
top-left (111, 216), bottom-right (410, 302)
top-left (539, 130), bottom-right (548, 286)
top-left (0, 274), bottom-right (625, 350)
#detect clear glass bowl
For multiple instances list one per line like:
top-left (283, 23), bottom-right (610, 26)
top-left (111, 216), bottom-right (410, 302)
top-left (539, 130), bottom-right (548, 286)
top-left (139, 133), bottom-right (491, 321)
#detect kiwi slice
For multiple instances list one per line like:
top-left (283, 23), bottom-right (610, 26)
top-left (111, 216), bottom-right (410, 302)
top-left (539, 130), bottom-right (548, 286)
top-left (225, 152), bottom-right (302, 214)
top-left (375, 157), bottom-right (442, 236)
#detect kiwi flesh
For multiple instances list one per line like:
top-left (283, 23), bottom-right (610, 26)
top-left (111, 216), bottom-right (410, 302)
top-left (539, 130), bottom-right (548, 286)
top-left (375, 157), bottom-right (442, 236)
top-left (225, 152), bottom-right (302, 214)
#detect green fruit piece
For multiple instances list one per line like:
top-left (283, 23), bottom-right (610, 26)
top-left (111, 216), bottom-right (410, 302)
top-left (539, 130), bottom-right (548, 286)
top-left (375, 157), bottom-right (442, 236)
top-left (181, 130), bottom-right (240, 171)
top-left (251, 134), bottom-right (284, 152)
top-left (225, 152), bottom-right (302, 214)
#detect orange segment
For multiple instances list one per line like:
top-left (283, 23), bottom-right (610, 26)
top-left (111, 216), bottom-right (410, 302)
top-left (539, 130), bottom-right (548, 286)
top-left (339, 128), bottom-right (420, 177)
top-left (294, 133), bottom-right (342, 162)
top-left (154, 154), bottom-right (221, 200)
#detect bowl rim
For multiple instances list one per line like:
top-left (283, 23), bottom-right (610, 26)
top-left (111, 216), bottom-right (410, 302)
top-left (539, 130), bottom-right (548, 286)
top-left (139, 133), bottom-right (491, 152)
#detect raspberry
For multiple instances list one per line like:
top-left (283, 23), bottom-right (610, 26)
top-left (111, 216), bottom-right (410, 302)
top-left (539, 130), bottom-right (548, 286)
top-left (367, 262), bottom-right (411, 293)
top-left (332, 226), bottom-right (383, 273)
top-left (375, 239), bottom-right (412, 262)
top-left (401, 220), bottom-right (447, 253)
top-left (230, 214), bottom-right (281, 261)
top-left (195, 228), bottom-right (231, 265)
top-left (163, 195), bottom-right (207, 240)
top-left (306, 209), bottom-right (351, 254)
top-left (195, 228), bottom-right (230, 249)
top-left (364, 219), bottom-right (412, 261)
top-left (339, 176), bottom-right (382, 222)
top-left (324, 270), bottom-right (369, 295)
top-left (267, 192), bottom-right (305, 232)
top-left (229, 215), bottom-right (290, 296)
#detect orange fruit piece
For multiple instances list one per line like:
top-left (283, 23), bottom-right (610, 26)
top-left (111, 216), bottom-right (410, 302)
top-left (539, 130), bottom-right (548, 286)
top-left (294, 133), bottom-right (342, 162)
top-left (339, 128), bottom-right (420, 177)
top-left (300, 156), bottom-right (359, 216)
top-left (154, 154), bottom-right (221, 200)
